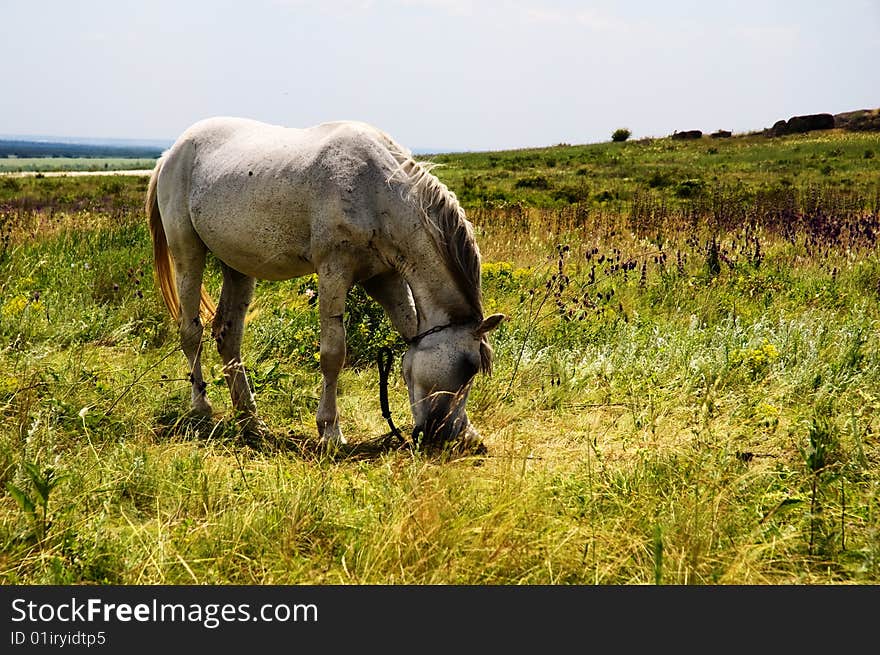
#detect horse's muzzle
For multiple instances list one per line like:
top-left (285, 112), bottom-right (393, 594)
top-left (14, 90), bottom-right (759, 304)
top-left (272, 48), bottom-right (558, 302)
top-left (414, 396), bottom-right (470, 445)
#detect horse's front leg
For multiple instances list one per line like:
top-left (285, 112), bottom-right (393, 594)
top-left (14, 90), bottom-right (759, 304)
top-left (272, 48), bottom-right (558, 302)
top-left (316, 264), bottom-right (352, 446)
top-left (361, 271), bottom-right (417, 340)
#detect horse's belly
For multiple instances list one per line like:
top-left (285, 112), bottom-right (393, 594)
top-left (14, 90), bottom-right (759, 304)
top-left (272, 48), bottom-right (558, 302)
top-left (215, 245), bottom-right (315, 281)
top-left (193, 209), bottom-right (315, 281)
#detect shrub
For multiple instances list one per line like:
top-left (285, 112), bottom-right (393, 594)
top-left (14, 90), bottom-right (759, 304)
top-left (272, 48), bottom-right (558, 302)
top-left (647, 171), bottom-right (672, 188)
top-left (552, 185), bottom-right (590, 204)
top-left (674, 178), bottom-right (704, 198)
top-left (514, 175), bottom-right (551, 190)
top-left (611, 128), bottom-right (631, 143)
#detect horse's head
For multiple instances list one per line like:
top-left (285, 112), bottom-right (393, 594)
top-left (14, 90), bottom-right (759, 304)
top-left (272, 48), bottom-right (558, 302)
top-left (402, 313), bottom-right (504, 449)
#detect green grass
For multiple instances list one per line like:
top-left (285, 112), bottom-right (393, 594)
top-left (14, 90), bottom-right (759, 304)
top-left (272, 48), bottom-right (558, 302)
top-left (1, 130), bottom-right (879, 584)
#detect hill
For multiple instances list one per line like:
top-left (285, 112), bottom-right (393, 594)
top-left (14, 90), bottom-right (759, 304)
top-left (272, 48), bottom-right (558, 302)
top-left (833, 108), bottom-right (880, 132)
top-left (427, 128), bottom-right (879, 210)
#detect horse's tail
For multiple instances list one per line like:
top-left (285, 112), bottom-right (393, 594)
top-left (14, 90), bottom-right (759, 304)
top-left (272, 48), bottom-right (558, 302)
top-left (146, 157), bottom-right (216, 324)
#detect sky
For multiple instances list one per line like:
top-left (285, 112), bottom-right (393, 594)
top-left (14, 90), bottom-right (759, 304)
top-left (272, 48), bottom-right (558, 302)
top-left (2, 0), bottom-right (878, 152)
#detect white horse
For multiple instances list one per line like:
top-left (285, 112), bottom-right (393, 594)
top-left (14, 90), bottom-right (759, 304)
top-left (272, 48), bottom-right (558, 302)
top-left (146, 116), bottom-right (503, 449)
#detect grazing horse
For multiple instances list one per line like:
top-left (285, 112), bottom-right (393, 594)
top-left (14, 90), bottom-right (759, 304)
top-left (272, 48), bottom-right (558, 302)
top-left (146, 116), bottom-right (503, 449)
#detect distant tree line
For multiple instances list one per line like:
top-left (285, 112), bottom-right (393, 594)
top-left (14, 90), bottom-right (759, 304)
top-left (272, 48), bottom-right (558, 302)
top-left (0, 140), bottom-right (163, 159)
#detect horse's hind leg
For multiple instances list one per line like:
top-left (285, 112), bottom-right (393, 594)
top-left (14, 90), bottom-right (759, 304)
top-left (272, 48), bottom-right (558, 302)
top-left (212, 264), bottom-right (259, 430)
top-left (171, 245), bottom-right (213, 418)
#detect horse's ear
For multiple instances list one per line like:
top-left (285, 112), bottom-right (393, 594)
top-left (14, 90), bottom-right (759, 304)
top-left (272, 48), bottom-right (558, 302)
top-left (475, 313), bottom-right (505, 336)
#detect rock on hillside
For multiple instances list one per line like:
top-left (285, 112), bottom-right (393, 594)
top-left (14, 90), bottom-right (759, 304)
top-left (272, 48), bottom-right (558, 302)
top-left (765, 108), bottom-right (880, 137)
top-left (767, 113), bottom-right (835, 137)
top-left (834, 108), bottom-right (880, 132)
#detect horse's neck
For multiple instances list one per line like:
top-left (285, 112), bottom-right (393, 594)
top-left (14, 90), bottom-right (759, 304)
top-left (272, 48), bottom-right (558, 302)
top-left (392, 215), bottom-right (472, 333)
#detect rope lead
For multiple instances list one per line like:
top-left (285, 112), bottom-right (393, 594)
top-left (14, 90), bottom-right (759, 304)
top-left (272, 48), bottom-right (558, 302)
top-left (377, 346), bottom-right (405, 444)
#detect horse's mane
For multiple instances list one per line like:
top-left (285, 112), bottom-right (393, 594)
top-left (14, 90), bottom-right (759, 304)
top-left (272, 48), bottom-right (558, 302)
top-left (381, 135), bottom-right (494, 373)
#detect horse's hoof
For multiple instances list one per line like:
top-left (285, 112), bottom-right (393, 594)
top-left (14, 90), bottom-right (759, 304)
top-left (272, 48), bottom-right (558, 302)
top-left (318, 434), bottom-right (348, 450)
top-left (188, 403), bottom-right (214, 419)
top-left (458, 425), bottom-right (487, 455)
top-left (183, 408), bottom-right (214, 433)
top-left (318, 423), bottom-right (347, 448)
top-left (448, 438), bottom-right (486, 457)
top-left (235, 413), bottom-right (269, 437)
top-left (245, 419), bottom-right (270, 436)
top-left (468, 441), bottom-right (488, 456)
top-left (172, 409), bottom-right (213, 438)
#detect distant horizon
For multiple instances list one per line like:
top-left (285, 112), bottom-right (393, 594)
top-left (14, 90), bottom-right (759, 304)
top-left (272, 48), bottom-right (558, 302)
top-left (0, 133), bottom-right (175, 149)
top-left (1, 102), bottom-right (874, 157)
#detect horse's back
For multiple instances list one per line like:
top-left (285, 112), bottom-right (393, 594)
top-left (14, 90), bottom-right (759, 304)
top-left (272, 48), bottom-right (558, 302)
top-left (171, 116), bottom-right (395, 168)
top-left (163, 116), bottom-right (400, 204)
top-left (157, 117), bottom-right (403, 281)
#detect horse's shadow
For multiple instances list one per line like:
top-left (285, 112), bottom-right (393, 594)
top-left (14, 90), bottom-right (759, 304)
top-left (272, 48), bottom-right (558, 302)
top-left (152, 410), bottom-right (486, 464)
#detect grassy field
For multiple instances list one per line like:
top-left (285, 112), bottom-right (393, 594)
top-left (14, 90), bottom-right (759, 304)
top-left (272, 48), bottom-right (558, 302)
top-left (1, 129), bottom-right (879, 584)
top-left (0, 157), bottom-right (156, 173)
